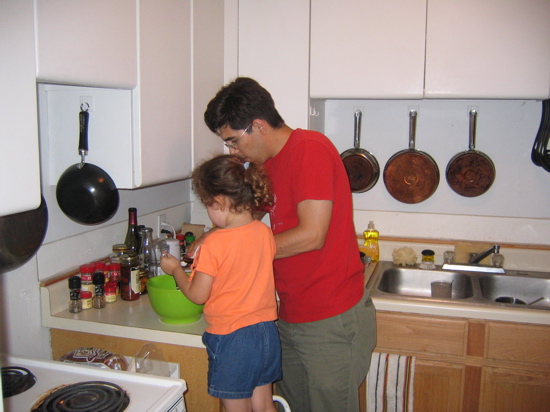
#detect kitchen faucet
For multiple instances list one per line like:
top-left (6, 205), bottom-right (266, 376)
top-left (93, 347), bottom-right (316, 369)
top-left (469, 245), bottom-right (501, 265)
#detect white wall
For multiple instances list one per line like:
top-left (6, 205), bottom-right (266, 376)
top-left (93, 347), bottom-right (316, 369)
top-left (312, 99), bottom-right (550, 245)
top-left (0, 181), bottom-right (193, 358)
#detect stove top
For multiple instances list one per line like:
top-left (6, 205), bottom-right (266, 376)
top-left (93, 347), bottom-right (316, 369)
top-left (1, 354), bottom-right (186, 412)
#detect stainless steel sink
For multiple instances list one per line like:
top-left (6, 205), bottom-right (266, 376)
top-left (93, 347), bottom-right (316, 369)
top-left (368, 261), bottom-right (550, 310)
top-left (377, 267), bottom-right (473, 299)
top-left (479, 273), bottom-right (550, 307)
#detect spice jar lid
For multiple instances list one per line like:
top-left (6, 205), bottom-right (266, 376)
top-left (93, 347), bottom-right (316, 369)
top-left (421, 249), bottom-right (435, 256)
top-left (68, 275), bottom-right (81, 289)
top-left (79, 263), bottom-right (95, 274)
top-left (104, 282), bottom-right (117, 292)
top-left (112, 244), bottom-right (131, 253)
top-left (94, 260), bottom-right (106, 270)
top-left (93, 272), bottom-right (105, 285)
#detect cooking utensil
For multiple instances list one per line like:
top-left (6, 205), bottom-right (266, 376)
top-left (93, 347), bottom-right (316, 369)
top-left (340, 110), bottom-right (380, 192)
top-left (383, 109), bottom-right (440, 203)
top-left (528, 297), bottom-right (544, 305)
top-left (56, 106), bottom-right (119, 225)
top-left (446, 109), bottom-right (496, 197)
top-left (495, 296), bottom-right (525, 305)
top-left (531, 98), bottom-right (550, 173)
top-left (0, 196), bottom-right (48, 273)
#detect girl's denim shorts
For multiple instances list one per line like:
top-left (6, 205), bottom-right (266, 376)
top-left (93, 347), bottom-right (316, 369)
top-left (202, 321), bottom-right (282, 399)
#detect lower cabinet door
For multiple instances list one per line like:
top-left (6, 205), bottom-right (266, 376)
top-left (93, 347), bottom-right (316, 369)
top-left (413, 359), bottom-right (465, 412)
top-left (480, 366), bottom-right (550, 412)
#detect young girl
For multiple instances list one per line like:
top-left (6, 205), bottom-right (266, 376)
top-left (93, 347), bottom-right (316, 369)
top-left (160, 155), bottom-right (280, 412)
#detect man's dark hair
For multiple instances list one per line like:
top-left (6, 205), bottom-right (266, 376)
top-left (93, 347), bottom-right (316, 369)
top-left (204, 77), bottom-right (285, 134)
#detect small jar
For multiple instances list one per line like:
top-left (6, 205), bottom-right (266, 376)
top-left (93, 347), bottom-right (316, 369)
top-left (81, 291), bottom-right (93, 310)
top-left (120, 254), bottom-right (141, 301)
top-left (107, 262), bottom-right (121, 294)
top-left (92, 272), bottom-right (106, 309)
top-left (176, 234), bottom-right (186, 259)
top-left (110, 244), bottom-right (131, 265)
top-left (421, 249), bottom-right (435, 264)
top-left (79, 263), bottom-right (95, 295)
top-left (68, 276), bottom-right (82, 313)
top-left (104, 282), bottom-right (117, 304)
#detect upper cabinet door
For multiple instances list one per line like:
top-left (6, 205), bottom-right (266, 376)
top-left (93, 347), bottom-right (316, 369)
top-left (425, 0), bottom-right (550, 99)
top-left (35, 0), bottom-right (137, 88)
top-left (310, 0), bottom-right (427, 99)
top-left (135, 0), bottom-right (192, 187)
top-left (238, 0), bottom-right (310, 129)
top-left (0, 0), bottom-right (41, 215)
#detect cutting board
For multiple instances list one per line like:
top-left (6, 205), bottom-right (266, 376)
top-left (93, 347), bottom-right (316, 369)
top-left (454, 242), bottom-right (492, 265)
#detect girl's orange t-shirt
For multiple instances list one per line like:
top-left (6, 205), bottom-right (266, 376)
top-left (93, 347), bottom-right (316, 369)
top-left (190, 220), bottom-right (277, 335)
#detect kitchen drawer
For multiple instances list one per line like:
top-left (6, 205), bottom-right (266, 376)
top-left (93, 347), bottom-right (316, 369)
top-left (485, 321), bottom-right (550, 366)
top-left (376, 312), bottom-right (467, 357)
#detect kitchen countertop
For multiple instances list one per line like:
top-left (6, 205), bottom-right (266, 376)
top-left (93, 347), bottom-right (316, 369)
top-left (41, 261), bottom-right (548, 350)
top-left (41, 279), bottom-right (208, 349)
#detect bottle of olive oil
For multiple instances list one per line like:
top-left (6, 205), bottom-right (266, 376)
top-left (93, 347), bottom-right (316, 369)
top-left (363, 221), bottom-right (379, 262)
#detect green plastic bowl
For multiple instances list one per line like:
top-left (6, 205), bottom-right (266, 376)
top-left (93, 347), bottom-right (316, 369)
top-left (147, 275), bottom-right (204, 324)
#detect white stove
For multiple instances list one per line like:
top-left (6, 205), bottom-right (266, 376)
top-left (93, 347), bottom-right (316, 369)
top-left (1, 354), bottom-right (186, 411)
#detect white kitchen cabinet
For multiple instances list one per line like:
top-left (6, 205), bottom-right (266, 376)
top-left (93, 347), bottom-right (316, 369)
top-left (425, 0), bottom-right (550, 99)
top-left (0, 0), bottom-right (42, 215)
top-left (40, 0), bottom-right (192, 189)
top-left (238, 0), bottom-right (310, 129)
top-left (310, 0), bottom-right (427, 99)
top-left (134, 0), bottom-right (192, 186)
top-left (34, 0), bottom-right (137, 89)
top-left (310, 0), bottom-right (550, 100)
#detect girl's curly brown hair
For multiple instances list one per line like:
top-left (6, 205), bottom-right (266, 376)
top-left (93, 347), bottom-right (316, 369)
top-left (191, 155), bottom-right (274, 213)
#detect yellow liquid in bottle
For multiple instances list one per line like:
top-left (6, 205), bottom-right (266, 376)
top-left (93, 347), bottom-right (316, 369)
top-left (363, 226), bottom-right (379, 262)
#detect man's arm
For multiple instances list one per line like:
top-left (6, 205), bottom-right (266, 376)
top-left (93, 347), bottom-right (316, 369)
top-left (274, 199), bottom-right (332, 259)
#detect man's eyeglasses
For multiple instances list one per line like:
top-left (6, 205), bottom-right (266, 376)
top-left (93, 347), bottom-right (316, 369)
top-left (224, 124), bottom-right (252, 149)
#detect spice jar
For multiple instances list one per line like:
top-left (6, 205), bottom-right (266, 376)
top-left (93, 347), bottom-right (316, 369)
top-left (107, 262), bottom-right (121, 294)
top-left (104, 282), bottom-right (117, 304)
top-left (92, 272), bottom-right (106, 309)
top-left (120, 254), bottom-right (141, 301)
top-left (68, 276), bottom-right (82, 313)
top-left (79, 263), bottom-right (95, 295)
top-left (421, 249), bottom-right (435, 264)
top-left (81, 291), bottom-right (93, 310)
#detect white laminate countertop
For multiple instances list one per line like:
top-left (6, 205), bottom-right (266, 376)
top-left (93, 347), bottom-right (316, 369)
top-left (41, 260), bottom-right (549, 349)
top-left (41, 278), bottom-right (208, 349)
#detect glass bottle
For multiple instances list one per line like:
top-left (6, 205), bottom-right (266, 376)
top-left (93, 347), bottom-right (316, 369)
top-left (68, 276), bottom-right (82, 313)
top-left (124, 207), bottom-right (140, 256)
top-left (138, 227), bottom-right (157, 294)
top-left (92, 272), bottom-right (106, 309)
top-left (120, 253), bottom-right (141, 301)
top-left (363, 221), bottom-right (379, 262)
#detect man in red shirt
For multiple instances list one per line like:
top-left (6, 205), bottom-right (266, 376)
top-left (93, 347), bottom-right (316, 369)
top-left (204, 77), bottom-right (376, 412)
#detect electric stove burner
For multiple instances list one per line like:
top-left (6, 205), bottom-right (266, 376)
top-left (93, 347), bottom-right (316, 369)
top-left (31, 381), bottom-right (130, 412)
top-left (2, 366), bottom-right (37, 398)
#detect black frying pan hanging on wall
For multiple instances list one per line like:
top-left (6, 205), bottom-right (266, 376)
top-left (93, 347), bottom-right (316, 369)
top-left (0, 196), bottom-right (48, 273)
top-left (56, 106), bottom-right (119, 225)
top-left (340, 110), bottom-right (380, 192)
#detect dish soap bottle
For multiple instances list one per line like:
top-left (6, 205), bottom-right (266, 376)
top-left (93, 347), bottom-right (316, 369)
top-left (363, 221), bottom-right (379, 262)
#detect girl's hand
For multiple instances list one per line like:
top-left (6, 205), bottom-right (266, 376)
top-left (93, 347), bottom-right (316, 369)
top-left (160, 252), bottom-right (181, 276)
